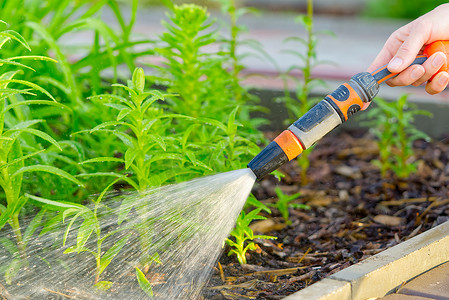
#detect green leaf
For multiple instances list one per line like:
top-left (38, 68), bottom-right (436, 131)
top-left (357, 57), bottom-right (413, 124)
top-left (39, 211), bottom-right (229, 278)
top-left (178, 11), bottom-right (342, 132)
top-left (0, 237), bottom-right (18, 256)
top-left (23, 209), bottom-right (46, 247)
top-left (13, 165), bottom-right (85, 188)
top-left (90, 120), bottom-right (136, 133)
top-left (0, 149), bottom-right (45, 171)
top-left (103, 103), bottom-right (129, 111)
top-left (4, 100), bottom-right (71, 114)
top-left (98, 235), bottom-right (129, 277)
top-left (117, 195), bottom-right (134, 225)
top-left (111, 83), bottom-right (138, 99)
top-left (5, 259), bottom-right (23, 285)
top-left (0, 30), bottom-right (30, 51)
top-left (8, 128), bottom-right (62, 151)
top-left (160, 0), bottom-right (175, 11)
top-left (63, 211), bottom-right (83, 246)
top-left (117, 108), bottom-right (132, 121)
top-left (136, 267), bottom-right (153, 297)
top-left (76, 172), bottom-right (139, 191)
top-left (94, 281), bottom-right (113, 291)
top-left (7, 55), bottom-right (58, 63)
top-left (89, 94), bottom-right (136, 109)
top-left (0, 196), bottom-right (28, 232)
top-left (124, 147), bottom-right (138, 170)
top-left (0, 79), bottom-right (55, 102)
top-left (62, 208), bottom-right (79, 223)
top-left (76, 214), bottom-right (96, 252)
top-left (26, 194), bottom-right (84, 210)
top-left (148, 134), bottom-right (166, 151)
top-left (132, 67), bottom-right (145, 93)
top-left (196, 117), bottom-right (227, 132)
top-left (0, 59), bottom-right (35, 71)
top-left (79, 157), bottom-right (124, 165)
top-left (63, 246), bottom-right (77, 254)
top-left (8, 119), bottom-right (44, 130)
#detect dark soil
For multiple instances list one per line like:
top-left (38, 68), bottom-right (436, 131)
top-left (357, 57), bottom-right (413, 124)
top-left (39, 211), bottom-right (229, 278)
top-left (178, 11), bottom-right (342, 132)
top-left (202, 129), bottom-right (449, 300)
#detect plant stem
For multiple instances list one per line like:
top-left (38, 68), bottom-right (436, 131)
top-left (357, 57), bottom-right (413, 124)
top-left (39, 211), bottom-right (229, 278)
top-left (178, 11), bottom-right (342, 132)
top-left (1, 167), bottom-right (27, 261)
top-left (229, 0), bottom-right (242, 102)
top-left (11, 213), bottom-right (27, 261)
top-left (298, 0), bottom-right (314, 185)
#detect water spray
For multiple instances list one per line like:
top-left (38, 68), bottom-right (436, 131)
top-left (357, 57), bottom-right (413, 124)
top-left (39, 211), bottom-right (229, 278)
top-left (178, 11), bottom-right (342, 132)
top-left (248, 40), bottom-right (449, 180)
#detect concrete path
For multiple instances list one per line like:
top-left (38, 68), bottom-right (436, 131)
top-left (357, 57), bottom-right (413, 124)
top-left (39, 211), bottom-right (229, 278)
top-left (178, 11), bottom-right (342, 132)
top-left (380, 261), bottom-right (449, 300)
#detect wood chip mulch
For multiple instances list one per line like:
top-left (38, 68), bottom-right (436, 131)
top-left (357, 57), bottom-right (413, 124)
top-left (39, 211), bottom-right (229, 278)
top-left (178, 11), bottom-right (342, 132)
top-left (202, 130), bottom-right (449, 299)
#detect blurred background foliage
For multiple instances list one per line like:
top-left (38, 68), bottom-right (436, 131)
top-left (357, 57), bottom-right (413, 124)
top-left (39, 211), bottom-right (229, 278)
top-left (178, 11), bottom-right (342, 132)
top-left (139, 0), bottom-right (447, 20)
top-left (363, 0), bottom-right (448, 19)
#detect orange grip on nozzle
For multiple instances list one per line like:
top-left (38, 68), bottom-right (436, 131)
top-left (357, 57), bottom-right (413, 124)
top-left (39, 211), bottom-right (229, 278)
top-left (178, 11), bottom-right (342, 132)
top-left (423, 40), bottom-right (449, 80)
top-left (326, 83), bottom-right (364, 121)
top-left (274, 130), bottom-right (303, 161)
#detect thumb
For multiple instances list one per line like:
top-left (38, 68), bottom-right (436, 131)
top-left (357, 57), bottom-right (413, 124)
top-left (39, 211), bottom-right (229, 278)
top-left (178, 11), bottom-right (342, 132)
top-left (387, 36), bottom-right (425, 73)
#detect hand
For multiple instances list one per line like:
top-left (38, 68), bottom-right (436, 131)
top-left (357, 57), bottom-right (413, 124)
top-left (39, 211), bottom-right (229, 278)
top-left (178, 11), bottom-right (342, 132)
top-left (368, 3), bottom-right (449, 95)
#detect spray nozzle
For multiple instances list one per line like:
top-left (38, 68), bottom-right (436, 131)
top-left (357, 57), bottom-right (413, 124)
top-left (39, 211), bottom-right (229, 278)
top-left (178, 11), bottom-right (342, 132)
top-left (248, 72), bottom-right (380, 181)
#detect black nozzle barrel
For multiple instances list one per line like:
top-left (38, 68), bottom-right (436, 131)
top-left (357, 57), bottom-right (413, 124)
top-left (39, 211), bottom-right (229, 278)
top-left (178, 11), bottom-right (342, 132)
top-left (248, 140), bottom-right (289, 180)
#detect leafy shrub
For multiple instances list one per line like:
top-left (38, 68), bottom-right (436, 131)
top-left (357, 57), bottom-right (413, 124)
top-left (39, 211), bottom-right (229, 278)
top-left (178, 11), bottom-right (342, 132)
top-left (277, 0), bottom-right (332, 184)
top-left (366, 95), bottom-right (432, 178)
top-left (0, 25), bottom-right (84, 281)
top-left (150, 3), bottom-right (263, 173)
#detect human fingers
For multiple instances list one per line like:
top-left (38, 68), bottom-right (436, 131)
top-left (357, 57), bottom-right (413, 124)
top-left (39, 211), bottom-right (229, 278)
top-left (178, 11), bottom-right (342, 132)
top-left (386, 64), bottom-right (425, 87)
top-left (425, 71), bottom-right (449, 94)
top-left (386, 25), bottom-right (429, 73)
top-left (387, 52), bottom-right (446, 87)
top-left (410, 51), bottom-right (446, 86)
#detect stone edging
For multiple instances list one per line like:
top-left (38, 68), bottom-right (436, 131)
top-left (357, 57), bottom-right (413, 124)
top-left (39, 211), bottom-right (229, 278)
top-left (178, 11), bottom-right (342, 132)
top-left (283, 221), bottom-right (449, 300)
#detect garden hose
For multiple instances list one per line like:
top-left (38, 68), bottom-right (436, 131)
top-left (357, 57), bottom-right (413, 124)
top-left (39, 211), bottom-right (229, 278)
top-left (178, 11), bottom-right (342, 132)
top-left (248, 40), bottom-right (449, 180)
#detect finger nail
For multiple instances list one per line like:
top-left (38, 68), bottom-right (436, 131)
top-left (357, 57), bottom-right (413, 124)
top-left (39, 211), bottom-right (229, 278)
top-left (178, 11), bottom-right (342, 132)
top-left (411, 66), bottom-right (424, 80)
top-left (438, 74), bottom-right (448, 85)
top-left (388, 57), bottom-right (403, 70)
top-left (432, 53), bottom-right (445, 68)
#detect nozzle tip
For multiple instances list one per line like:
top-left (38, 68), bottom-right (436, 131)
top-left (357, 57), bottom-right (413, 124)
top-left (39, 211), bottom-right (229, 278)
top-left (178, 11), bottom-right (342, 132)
top-left (247, 141), bottom-right (288, 180)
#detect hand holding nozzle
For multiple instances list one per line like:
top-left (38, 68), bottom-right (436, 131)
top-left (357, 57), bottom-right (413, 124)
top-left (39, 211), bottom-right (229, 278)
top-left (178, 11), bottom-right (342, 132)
top-left (248, 40), bottom-right (449, 181)
top-left (369, 3), bottom-right (449, 94)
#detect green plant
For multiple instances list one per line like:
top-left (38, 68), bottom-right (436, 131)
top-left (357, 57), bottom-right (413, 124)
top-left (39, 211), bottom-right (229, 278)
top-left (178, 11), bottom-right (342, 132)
top-left (27, 179), bottom-right (132, 290)
top-left (150, 3), bottom-right (263, 174)
top-left (79, 67), bottom-right (200, 271)
top-left (0, 0), bottom-right (157, 203)
top-left (270, 187), bottom-right (309, 225)
top-left (0, 25), bottom-right (85, 282)
top-left (366, 95), bottom-right (432, 178)
top-left (278, 0), bottom-right (332, 184)
top-left (136, 266), bottom-right (154, 297)
top-left (85, 67), bottom-right (192, 192)
top-left (226, 208), bottom-right (276, 264)
top-left (152, 3), bottom-right (227, 119)
top-left (0, 0), bottom-right (147, 104)
top-left (215, 0), bottom-right (270, 144)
